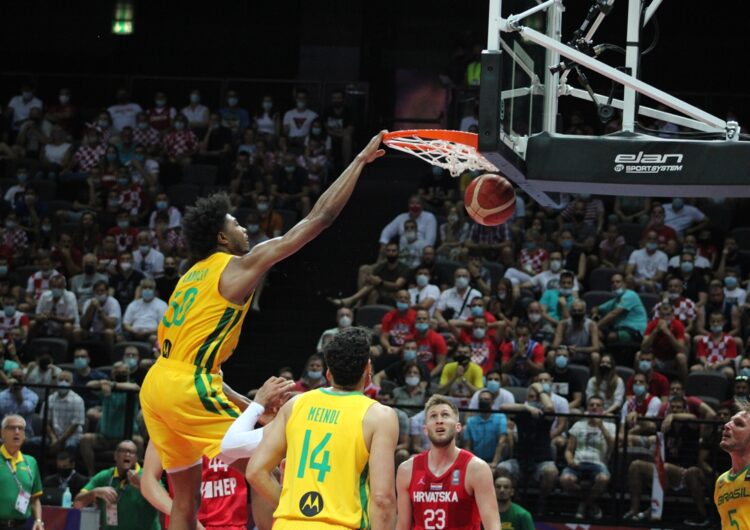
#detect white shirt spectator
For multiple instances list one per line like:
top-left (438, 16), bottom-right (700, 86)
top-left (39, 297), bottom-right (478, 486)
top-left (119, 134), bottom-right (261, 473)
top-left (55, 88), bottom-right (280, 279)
top-left (4, 184), bottom-right (26, 206)
top-left (148, 206), bottom-right (183, 230)
top-left (664, 203), bottom-right (705, 235)
top-left (26, 269), bottom-right (63, 301)
top-left (550, 392), bottom-right (570, 435)
top-left (7, 94), bottom-right (43, 129)
top-left (81, 295), bottom-right (122, 333)
top-left (379, 211), bottom-right (438, 247)
top-left (69, 272), bottom-right (109, 311)
top-left (107, 102), bottom-right (143, 132)
top-left (398, 234), bottom-right (430, 269)
top-left (0, 310), bottom-right (28, 340)
top-left (628, 248), bottom-right (668, 280)
top-left (468, 387), bottom-right (515, 410)
top-left (43, 142), bottom-right (72, 165)
top-left (408, 284), bottom-right (441, 317)
top-left (436, 287), bottom-right (482, 320)
top-left (667, 254), bottom-right (711, 270)
top-left (134, 247), bottom-right (165, 279)
top-left (410, 410), bottom-right (430, 451)
top-left (283, 108), bottom-right (318, 139)
top-left (724, 286), bottom-right (747, 307)
top-left (42, 389), bottom-right (85, 446)
top-left (123, 297), bottom-right (168, 332)
top-left (25, 365), bottom-right (62, 401)
top-left (36, 290), bottom-right (80, 326)
top-left (181, 104), bottom-right (210, 127)
top-left (568, 419), bottom-right (616, 465)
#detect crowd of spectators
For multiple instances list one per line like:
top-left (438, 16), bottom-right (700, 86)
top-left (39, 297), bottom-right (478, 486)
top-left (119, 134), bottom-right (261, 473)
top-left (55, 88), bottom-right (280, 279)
top-left (2, 78), bottom-right (750, 527)
top-left (310, 174), bottom-right (750, 524)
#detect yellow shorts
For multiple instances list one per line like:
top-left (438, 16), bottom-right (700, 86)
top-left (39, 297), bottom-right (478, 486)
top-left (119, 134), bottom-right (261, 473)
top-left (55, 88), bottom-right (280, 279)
top-left (139, 356), bottom-right (240, 470)
top-left (273, 520), bottom-right (355, 530)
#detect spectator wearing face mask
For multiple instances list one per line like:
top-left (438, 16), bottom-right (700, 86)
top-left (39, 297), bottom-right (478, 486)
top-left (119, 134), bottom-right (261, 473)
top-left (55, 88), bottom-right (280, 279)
top-left (641, 302), bottom-right (687, 382)
top-left (43, 451), bottom-right (89, 499)
top-left (71, 348), bottom-right (109, 412)
top-left (695, 280), bottom-right (740, 338)
top-left (0, 369), bottom-right (39, 435)
top-left (723, 269), bottom-right (747, 306)
top-left (551, 299), bottom-right (601, 370)
top-left (121, 278), bottom-right (167, 343)
top-left (70, 253), bottom-right (109, 311)
top-left (293, 354), bottom-right (328, 393)
top-left (468, 369), bottom-right (514, 410)
top-left (398, 219), bottom-right (429, 270)
top-left (585, 354), bottom-right (625, 415)
top-left (392, 362), bottom-right (429, 416)
top-left (456, 316), bottom-right (496, 375)
top-left (24, 351), bottom-right (62, 401)
top-left (592, 273), bottom-right (648, 344)
top-left (133, 231), bottom-right (165, 280)
top-left (163, 115), bottom-right (197, 166)
top-left (449, 297), bottom-right (498, 339)
top-left (316, 308), bottom-right (354, 353)
top-left (0, 294), bottom-right (28, 342)
top-left (620, 372), bottom-right (661, 447)
top-left (75, 280), bottom-right (121, 348)
top-left (80, 362), bottom-right (143, 476)
top-left (110, 252), bottom-right (145, 309)
top-left (547, 347), bottom-right (584, 410)
top-left (107, 89), bottom-right (142, 132)
top-left (146, 91), bottom-right (176, 132)
top-left (408, 267), bottom-right (440, 318)
top-left (518, 230), bottom-right (548, 275)
top-left (374, 339), bottom-right (431, 389)
top-left (6, 84), bottom-right (44, 131)
top-left (254, 193), bottom-right (283, 238)
top-left (435, 268), bottom-right (482, 329)
top-left (525, 251), bottom-right (580, 294)
top-left (663, 198), bottom-right (709, 237)
top-left (180, 89), bottom-right (209, 132)
top-left (522, 301), bottom-right (556, 350)
top-left (411, 309), bottom-right (447, 376)
top-left (626, 230), bottom-right (668, 293)
top-left (36, 370), bottom-right (85, 454)
top-left (539, 270), bottom-right (577, 325)
top-left (654, 277), bottom-right (698, 335)
top-left (121, 345), bottom-right (150, 386)
top-left (148, 192), bottom-right (182, 231)
top-left (379, 195), bottom-right (438, 249)
top-left (626, 350), bottom-right (669, 399)
top-left (254, 95), bottom-right (281, 139)
top-left (499, 324), bottom-right (545, 386)
top-left (380, 290), bottom-right (417, 354)
top-left (462, 389), bottom-right (509, 467)
top-left (3, 213), bottom-right (29, 260)
top-left (220, 90), bottom-right (250, 135)
top-left (29, 275), bottom-right (79, 341)
top-left (283, 89), bottom-right (318, 148)
top-left (692, 312), bottom-right (738, 379)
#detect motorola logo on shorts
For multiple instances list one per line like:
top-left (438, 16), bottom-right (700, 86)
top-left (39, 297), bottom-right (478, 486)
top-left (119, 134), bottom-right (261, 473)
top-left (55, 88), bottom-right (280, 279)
top-left (161, 339), bottom-right (172, 358)
top-left (613, 151), bottom-right (684, 174)
top-left (299, 491), bottom-right (324, 517)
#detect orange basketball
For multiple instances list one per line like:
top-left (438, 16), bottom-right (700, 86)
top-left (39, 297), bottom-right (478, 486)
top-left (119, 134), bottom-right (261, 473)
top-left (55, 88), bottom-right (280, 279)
top-left (463, 174), bottom-right (516, 226)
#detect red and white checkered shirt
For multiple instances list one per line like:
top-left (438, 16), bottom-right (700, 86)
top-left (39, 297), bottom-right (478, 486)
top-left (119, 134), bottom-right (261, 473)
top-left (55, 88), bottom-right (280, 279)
top-left (653, 297), bottom-right (697, 325)
top-left (152, 228), bottom-right (187, 253)
top-left (147, 107), bottom-right (176, 131)
top-left (696, 333), bottom-right (737, 364)
top-left (117, 185), bottom-right (146, 217)
top-left (163, 130), bottom-right (197, 158)
top-left (3, 227), bottom-right (28, 253)
top-left (73, 143), bottom-right (106, 172)
top-left (26, 269), bottom-right (63, 301)
top-left (519, 247), bottom-right (549, 275)
top-left (133, 126), bottom-right (161, 149)
top-left (106, 226), bottom-right (139, 253)
top-left (0, 311), bottom-right (29, 339)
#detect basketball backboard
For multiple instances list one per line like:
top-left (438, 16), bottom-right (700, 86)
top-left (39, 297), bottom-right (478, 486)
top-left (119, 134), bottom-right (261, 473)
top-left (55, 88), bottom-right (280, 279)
top-left (478, 0), bottom-right (750, 207)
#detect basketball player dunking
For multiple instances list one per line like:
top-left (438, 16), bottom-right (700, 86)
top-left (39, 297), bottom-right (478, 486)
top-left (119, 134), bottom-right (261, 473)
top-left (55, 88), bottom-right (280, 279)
top-left (396, 395), bottom-right (500, 530)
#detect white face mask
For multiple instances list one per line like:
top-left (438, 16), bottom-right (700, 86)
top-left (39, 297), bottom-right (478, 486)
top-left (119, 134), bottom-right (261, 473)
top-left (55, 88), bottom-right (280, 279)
top-left (549, 260), bottom-right (562, 272)
top-left (528, 313), bottom-right (542, 323)
top-left (405, 375), bottom-right (421, 387)
top-left (338, 316), bottom-right (352, 327)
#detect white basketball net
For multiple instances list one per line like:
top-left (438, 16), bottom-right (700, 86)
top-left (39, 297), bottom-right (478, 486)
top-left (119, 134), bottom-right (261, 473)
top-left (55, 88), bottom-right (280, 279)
top-left (384, 134), bottom-right (499, 177)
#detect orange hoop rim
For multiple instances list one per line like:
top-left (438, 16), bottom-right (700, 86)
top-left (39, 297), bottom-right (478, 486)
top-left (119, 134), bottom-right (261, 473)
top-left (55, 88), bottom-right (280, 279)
top-left (383, 129), bottom-right (479, 150)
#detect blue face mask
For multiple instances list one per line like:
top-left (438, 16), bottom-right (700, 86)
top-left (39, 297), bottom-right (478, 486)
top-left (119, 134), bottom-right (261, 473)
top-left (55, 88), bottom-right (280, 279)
top-left (613, 287), bottom-right (625, 296)
top-left (559, 288), bottom-right (572, 296)
top-left (542, 382), bottom-right (551, 394)
top-left (107, 153), bottom-right (118, 162)
top-left (725, 277), bottom-right (738, 288)
top-left (638, 360), bottom-right (652, 373)
top-left (741, 368), bottom-right (750, 378)
top-left (307, 370), bottom-right (323, 380)
top-left (471, 306), bottom-right (484, 317)
top-left (681, 261), bottom-right (694, 274)
top-left (403, 350), bottom-right (417, 362)
top-left (561, 239), bottom-right (573, 250)
top-left (0, 266), bottom-right (7, 276)
top-left (74, 357), bottom-right (89, 370)
top-left (396, 301), bottom-right (409, 312)
top-left (555, 355), bottom-right (568, 369)
top-left (416, 274), bottom-right (429, 287)
top-left (646, 242), bottom-right (658, 251)
top-left (142, 288), bottom-right (154, 301)
top-left (415, 322), bottom-right (429, 334)
top-left (455, 277), bottom-right (469, 289)
top-left (672, 198), bottom-right (684, 211)
top-left (633, 384), bottom-right (647, 397)
top-left (486, 380), bottom-right (500, 393)
top-left (51, 288), bottom-right (63, 298)
top-left (125, 357), bottom-right (138, 370)
top-left (156, 200), bottom-right (168, 210)
top-left (3, 306), bottom-right (15, 318)
top-left (526, 242), bottom-right (537, 251)
top-left (473, 328), bottom-right (486, 339)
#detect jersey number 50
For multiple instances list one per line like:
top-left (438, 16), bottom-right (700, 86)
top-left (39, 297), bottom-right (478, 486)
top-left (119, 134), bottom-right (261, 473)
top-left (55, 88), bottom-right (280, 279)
top-left (162, 287), bottom-right (198, 328)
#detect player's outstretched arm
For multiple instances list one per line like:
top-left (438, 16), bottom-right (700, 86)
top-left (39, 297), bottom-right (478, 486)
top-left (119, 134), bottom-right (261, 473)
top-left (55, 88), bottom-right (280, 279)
top-left (395, 458), bottom-right (414, 530)
top-left (365, 403), bottom-right (399, 530)
top-left (245, 396), bottom-right (297, 505)
top-left (220, 131), bottom-right (386, 301)
top-left (466, 457), bottom-right (501, 530)
top-left (141, 442), bottom-right (172, 516)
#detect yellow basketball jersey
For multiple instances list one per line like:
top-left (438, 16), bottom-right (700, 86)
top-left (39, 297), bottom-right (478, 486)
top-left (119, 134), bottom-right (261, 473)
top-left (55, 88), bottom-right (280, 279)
top-left (715, 464), bottom-right (750, 529)
top-left (157, 252), bottom-right (252, 372)
top-left (274, 389), bottom-right (376, 529)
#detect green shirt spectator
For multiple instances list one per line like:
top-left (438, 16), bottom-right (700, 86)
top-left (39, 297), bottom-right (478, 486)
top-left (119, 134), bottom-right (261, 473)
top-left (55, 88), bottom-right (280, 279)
top-left (597, 289), bottom-right (648, 335)
top-left (499, 502), bottom-right (534, 530)
top-left (540, 288), bottom-right (574, 321)
top-left (99, 391), bottom-right (139, 439)
top-left (0, 445), bottom-right (43, 521)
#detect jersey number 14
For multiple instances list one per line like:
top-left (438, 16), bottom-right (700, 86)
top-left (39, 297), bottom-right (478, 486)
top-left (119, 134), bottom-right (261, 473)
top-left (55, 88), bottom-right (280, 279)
top-left (297, 430), bottom-right (332, 482)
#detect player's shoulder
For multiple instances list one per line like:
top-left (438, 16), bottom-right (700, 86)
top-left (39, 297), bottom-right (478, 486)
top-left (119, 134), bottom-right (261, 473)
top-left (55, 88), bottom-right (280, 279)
top-left (367, 400), bottom-right (398, 422)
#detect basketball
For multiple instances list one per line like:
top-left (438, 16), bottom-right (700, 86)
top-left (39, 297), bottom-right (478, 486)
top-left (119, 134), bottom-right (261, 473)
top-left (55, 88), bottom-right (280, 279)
top-left (463, 174), bottom-right (516, 226)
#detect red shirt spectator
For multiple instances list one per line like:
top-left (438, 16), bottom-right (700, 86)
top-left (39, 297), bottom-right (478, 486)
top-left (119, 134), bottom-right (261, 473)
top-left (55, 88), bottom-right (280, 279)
top-left (653, 298), bottom-right (697, 326)
top-left (107, 224), bottom-right (139, 253)
top-left (73, 142), bottom-right (106, 172)
top-left (116, 183), bottom-right (146, 217)
top-left (644, 317), bottom-right (685, 361)
top-left (459, 332), bottom-right (496, 374)
top-left (626, 371), bottom-right (669, 398)
top-left (696, 333), bottom-right (737, 364)
top-left (25, 269), bottom-right (62, 302)
top-left (519, 247), bottom-right (548, 275)
top-left (499, 338), bottom-right (545, 383)
top-left (381, 307), bottom-right (416, 347)
top-left (147, 105), bottom-right (176, 132)
top-left (133, 124), bottom-right (161, 149)
top-left (412, 328), bottom-right (447, 372)
top-left (163, 129), bottom-right (197, 158)
top-left (657, 396), bottom-right (703, 417)
top-left (0, 310), bottom-right (28, 339)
